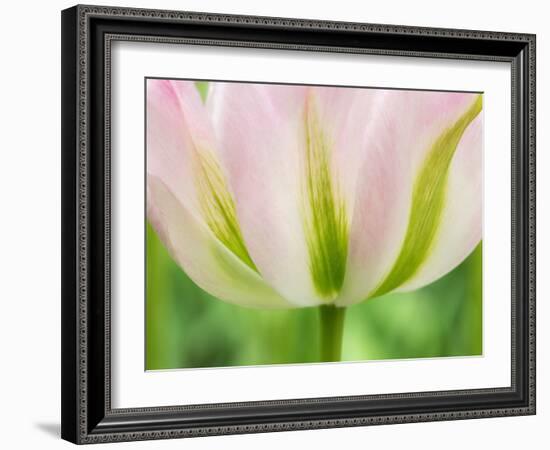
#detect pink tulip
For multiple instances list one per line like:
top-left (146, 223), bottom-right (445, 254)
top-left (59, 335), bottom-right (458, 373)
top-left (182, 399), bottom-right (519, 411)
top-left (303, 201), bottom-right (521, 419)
top-left (147, 79), bottom-right (482, 311)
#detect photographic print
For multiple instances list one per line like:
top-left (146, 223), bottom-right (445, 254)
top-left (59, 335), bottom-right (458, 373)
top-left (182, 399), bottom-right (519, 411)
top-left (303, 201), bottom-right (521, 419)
top-left (145, 79), bottom-right (483, 370)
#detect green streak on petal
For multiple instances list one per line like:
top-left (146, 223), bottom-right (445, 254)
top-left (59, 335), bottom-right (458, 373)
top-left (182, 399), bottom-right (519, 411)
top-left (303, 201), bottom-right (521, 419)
top-left (195, 81), bottom-right (209, 103)
top-left (371, 94), bottom-right (483, 298)
top-left (303, 96), bottom-right (349, 300)
top-left (192, 81), bottom-right (254, 270)
top-left (194, 150), bottom-right (258, 273)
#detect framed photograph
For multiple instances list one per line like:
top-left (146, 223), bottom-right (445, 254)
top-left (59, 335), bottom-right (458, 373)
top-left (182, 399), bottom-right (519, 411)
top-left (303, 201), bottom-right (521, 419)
top-left (61, 4), bottom-right (536, 444)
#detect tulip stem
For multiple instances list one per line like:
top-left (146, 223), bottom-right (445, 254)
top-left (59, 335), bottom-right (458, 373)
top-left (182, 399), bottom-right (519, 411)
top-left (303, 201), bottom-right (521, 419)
top-left (318, 305), bottom-right (346, 362)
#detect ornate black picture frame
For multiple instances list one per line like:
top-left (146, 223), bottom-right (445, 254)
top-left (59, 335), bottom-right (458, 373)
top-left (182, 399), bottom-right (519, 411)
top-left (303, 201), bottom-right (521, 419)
top-left (61, 4), bottom-right (536, 444)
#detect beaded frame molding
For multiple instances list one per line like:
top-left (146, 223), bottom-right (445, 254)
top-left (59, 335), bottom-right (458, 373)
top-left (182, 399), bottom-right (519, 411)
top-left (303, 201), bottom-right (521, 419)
top-left (61, 4), bottom-right (536, 444)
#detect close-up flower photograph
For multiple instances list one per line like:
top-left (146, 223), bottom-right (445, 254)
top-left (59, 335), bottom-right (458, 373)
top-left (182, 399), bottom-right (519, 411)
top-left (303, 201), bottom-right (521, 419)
top-left (146, 79), bottom-right (483, 369)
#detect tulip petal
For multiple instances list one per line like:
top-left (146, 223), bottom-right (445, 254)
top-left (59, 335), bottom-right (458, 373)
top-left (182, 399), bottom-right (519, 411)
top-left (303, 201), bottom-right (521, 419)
top-left (148, 176), bottom-right (292, 309)
top-left (337, 91), bottom-right (482, 306)
top-left (147, 79), bottom-right (258, 273)
top-left (209, 84), bottom-right (377, 305)
top-left (398, 113), bottom-right (483, 291)
top-left (301, 91), bottom-right (350, 300)
top-left (311, 87), bottom-right (379, 215)
top-left (304, 88), bottom-right (379, 299)
top-left (371, 94), bottom-right (482, 297)
top-left (208, 83), bottom-right (320, 306)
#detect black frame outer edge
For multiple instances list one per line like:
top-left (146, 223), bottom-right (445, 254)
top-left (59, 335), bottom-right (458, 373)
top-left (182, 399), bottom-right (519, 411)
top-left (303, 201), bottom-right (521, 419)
top-left (61, 5), bottom-right (78, 444)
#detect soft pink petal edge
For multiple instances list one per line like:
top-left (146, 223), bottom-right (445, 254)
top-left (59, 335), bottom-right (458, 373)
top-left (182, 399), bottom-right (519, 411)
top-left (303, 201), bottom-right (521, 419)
top-left (147, 175), bottom-right (293, 309)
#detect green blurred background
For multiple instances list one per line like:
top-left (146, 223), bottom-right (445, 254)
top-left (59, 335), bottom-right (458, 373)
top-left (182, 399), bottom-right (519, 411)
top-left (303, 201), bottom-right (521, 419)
top-left (146, 222), bottom-right (482, 370)
top-left (145, 81), bottom-right (482, 370)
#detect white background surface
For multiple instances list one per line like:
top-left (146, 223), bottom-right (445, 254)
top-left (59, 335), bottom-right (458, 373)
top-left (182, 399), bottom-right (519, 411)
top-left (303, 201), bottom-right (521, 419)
top-left (113, 43), bottom-right (511, 408)
top-left (0, 0), bottom-right (545, 449)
